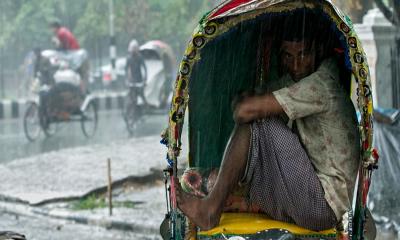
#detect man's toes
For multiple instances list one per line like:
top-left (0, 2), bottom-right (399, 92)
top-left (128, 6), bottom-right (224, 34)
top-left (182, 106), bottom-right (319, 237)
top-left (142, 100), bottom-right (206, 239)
top-left (176, 192), bottom-right (182, 204)
top-left (173, 178), bottom-right (181, 189)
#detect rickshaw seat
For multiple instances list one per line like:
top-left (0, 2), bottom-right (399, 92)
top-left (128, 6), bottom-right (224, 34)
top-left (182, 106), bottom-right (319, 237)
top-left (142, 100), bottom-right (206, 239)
top-left (181, 169), bottom-right (336, 238)
top-left (198, 212), bottom-right (336, 238)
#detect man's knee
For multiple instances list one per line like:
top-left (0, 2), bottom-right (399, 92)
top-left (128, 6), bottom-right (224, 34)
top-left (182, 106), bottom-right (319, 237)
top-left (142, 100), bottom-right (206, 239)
top-left (233, 123), bottom-right (251, 139)
top-left (294, 212), bottom-right (336, 231)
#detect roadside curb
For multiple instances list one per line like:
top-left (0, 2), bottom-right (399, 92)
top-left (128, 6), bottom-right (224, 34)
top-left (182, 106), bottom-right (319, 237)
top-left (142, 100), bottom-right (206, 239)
top-left (0, 92), bottom-right (127, 120)
top-left (0, 201), bottom-right (159, 234)
top-left (33, 207), bottom-right (159, 234)
top-left (29, 168), bottom-right (164, 206)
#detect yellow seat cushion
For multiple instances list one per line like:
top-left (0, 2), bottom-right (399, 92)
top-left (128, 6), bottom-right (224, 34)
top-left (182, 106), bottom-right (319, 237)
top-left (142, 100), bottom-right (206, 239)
top-left (198, 213), bottom-right (336, 237)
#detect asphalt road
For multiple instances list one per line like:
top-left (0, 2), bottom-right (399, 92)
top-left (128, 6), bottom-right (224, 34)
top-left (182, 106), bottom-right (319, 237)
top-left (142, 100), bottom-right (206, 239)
top-left (0, 212), bottom-right (161, 240)
top-left (0, 110), bottom-right (168, 240)
top-left (0, 110), bottom-right (169, 164)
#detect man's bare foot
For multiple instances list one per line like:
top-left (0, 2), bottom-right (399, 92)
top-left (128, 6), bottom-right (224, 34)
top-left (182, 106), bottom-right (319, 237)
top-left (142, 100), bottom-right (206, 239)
top-left (174, 178), bottom-right (221, 230)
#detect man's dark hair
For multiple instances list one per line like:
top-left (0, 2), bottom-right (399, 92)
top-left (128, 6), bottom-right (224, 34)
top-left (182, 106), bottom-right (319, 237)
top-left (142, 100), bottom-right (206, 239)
top-left (281, 10), bottom-right (318, 44)
top-left (281, 9), bottom-right (338, 63)
top-left (50, 21), bottom-right (61, 28)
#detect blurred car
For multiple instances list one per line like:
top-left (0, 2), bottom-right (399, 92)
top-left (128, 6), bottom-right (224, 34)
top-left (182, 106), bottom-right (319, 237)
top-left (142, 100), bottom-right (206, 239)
top-left (90, 57), bottom-right (127, 90)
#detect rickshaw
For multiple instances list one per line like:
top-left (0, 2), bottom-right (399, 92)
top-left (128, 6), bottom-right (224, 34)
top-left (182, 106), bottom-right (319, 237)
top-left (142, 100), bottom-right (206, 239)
top-left (139, 40), bottom-right (176, 109)
top-left (23, 49), bottom-right (98, 141)
top-left (123, 40), bottom-right (175, 135)
top-left (160, 0), bottom-right (379, 239)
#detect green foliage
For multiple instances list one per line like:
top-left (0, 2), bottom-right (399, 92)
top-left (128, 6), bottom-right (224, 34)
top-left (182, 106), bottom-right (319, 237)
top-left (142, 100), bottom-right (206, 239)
top-left (0, 0), bottom-right (221, 68)
top-left (71, 194), bottom-right (136, 210)
top-left (72, 195), bottom-right (107, 210)
top-left (74, 0), bottom-right (109, 45)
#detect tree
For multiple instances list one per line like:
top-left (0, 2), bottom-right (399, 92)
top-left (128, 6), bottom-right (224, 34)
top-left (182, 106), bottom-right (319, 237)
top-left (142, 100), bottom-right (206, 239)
top-left (333, 0), bottom-right (374, 23)
top-left (0, 0), bottom-right (223, 74)
top-left (0, 0), bottom-right (88, 68)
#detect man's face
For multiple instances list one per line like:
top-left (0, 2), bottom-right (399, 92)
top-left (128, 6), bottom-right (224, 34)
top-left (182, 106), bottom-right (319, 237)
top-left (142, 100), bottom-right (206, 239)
top-left (280, 40), bottom-right (316, 82)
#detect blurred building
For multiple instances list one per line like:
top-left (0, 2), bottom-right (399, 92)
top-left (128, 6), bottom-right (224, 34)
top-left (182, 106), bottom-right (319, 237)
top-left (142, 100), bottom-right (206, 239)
top-left (355, 7), bottom-right (400, 109)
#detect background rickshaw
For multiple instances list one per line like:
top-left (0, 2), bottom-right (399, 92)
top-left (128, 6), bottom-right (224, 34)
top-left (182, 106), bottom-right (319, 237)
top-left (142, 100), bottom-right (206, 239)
top-left (123, 40), bottom-right (176, 135)
top-left (23, 49), bottom-right (98, 141)
top-left (161, 0), bottom-right (379, 239)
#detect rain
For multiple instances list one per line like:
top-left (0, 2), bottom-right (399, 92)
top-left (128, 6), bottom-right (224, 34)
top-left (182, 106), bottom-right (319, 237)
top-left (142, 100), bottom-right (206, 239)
top-left (0, 1), bottom-right (399, 240)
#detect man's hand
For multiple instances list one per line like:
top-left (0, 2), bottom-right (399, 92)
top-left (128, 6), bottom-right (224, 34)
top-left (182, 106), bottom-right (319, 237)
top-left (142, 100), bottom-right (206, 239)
top-left (233, 93), bottom-right (284, 124)
top-left (233, 95), bottom-right (265, 124)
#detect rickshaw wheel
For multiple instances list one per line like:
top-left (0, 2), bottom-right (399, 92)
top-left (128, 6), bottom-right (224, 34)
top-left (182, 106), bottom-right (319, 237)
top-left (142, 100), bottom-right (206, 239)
top-left (81, 101), bottom-right (98, 138)
top-left (23, 102), bottom-right (41, 141)
top-left (123, 100), bottom-right (139, 136)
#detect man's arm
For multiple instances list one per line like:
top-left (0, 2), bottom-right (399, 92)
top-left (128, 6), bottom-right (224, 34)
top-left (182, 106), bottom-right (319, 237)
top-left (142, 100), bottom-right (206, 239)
top-left (272, 58), bottom-right (338, 120)
top-left (57, 31), bottom-right (69, 50)
top-left (233, 93), bottom-right (284, 124)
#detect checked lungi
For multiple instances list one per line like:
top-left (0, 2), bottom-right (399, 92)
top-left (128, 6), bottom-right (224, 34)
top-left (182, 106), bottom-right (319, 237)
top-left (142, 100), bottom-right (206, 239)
top-left (241, 117), bottom-right (337, 231)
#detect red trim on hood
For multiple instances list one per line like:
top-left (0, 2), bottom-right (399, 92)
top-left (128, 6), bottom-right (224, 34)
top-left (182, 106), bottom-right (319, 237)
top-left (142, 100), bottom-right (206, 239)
top-left (211, 0), bottom-right (253, 18)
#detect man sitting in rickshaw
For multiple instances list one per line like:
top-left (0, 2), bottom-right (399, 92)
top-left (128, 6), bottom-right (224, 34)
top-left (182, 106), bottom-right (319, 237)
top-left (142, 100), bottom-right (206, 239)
top-left (175, 12), bottom-right (360, 232)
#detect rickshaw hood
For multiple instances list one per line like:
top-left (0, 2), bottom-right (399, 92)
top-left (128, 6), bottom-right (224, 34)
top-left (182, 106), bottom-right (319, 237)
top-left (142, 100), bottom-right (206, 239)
top-left (162, 1), bottom-right (378, 239)
top-left (206, 0), bottom-right (347, 25)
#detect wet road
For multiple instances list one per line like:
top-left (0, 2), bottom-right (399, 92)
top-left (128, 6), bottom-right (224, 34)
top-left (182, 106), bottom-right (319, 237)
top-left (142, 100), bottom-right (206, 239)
top-left (0, 110), bottom-right (169, 164)
top-left (0, 212), bottom-right (161, 240)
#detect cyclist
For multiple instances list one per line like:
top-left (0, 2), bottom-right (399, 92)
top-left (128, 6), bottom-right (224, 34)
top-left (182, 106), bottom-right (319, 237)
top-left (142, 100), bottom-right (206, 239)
top-left (125, 39), bottom-right (148, 106)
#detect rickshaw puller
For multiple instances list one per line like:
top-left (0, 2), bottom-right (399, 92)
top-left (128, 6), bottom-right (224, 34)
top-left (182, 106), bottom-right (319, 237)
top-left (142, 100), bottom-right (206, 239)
top-left (175, 15), bottom-right (360, 232)
top-left (125, 39), bottom-right (148, 107)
